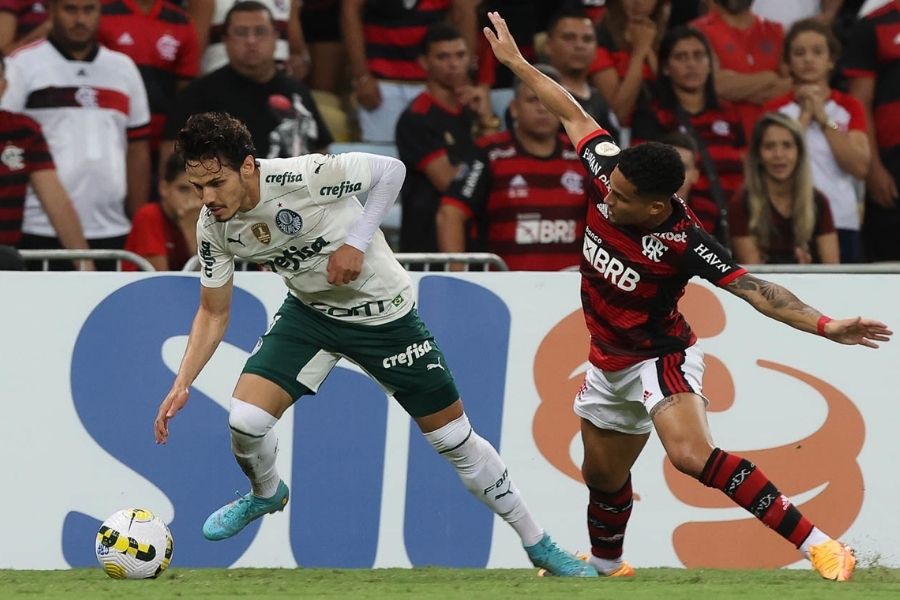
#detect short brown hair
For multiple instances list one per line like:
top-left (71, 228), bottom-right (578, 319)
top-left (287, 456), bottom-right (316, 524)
top-left (783, 18), bottom-right (841, 64)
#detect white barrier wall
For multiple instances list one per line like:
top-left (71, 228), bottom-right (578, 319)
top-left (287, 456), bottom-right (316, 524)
top-left (0, 271), bottom-right (897, 569)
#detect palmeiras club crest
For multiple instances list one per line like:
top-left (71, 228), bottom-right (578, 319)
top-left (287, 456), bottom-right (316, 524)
top-left (252, 222), bottom-right (272, 244)
top-left (275, 209), bottom-right (303, 235)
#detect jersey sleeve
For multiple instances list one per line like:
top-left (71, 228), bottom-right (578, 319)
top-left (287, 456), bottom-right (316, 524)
top-left (575, 128), bottom-right (620, 197)
top-left (197, 211), bottom-right (234, 287)
top-left (175, 22), bottom-right (201, 80)
top-left (678, 224), bottom-right (746, 286)
top-left (842, 16), bottom-right (877, 79)
top-left (123, 56), bottom-right (151, 140)
top-left (304, 152), bottom-right (374, 204)
top-left (0, 55), bottom-right (28, 112)
top-left (23, 116), bottom-right (54, 174)
top-left (843, 94), bottom-right (868, 131)
top-left (440, 146), bottom-right (490, 219)
top-left (396, 110), bottom-right (447, 173)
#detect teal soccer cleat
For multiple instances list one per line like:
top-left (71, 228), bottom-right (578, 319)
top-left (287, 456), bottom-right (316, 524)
top-left (524, 534), bottom-right (599, 577)
top-left (202, 480), bottom-right (290, 541)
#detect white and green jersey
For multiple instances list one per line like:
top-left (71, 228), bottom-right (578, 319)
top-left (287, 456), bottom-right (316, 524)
top-left (197, 153), bottom-right (414, 325)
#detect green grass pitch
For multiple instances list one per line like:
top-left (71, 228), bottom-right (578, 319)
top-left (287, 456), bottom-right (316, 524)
top-left (1, 567), bottom-right (899, 599)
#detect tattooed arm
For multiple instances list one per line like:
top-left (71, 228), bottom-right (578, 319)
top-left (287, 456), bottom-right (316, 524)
top-left (725, 273), bottom-right (893, 348)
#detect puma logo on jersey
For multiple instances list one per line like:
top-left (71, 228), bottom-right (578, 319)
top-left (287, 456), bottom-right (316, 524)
top-left (313, 160), bottom-right (325, 174)
top-left (227, 234), bottom-right (245, 246)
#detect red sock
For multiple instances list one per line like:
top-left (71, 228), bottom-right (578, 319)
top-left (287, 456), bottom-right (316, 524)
top-left (587, 475), bottom-right (633, 559)
top-left (700, 448), bottom-right (814, 547)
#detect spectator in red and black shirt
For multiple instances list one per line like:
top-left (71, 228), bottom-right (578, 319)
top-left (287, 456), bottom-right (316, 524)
top-left (0, 0), bottom-right (48, 54)
top-left (0, 53), bottom-right (91, 267)
top-left (483, 11), bottom-right (889, 580)
top-left (844, 0), bottom-right (900, 261)
top-left (395, 23), bottom-right (500, 255)
top-left (342, 0), bottom-right (478, 143)
top-left (437, 68), bottom-right (588, 271)
top-left (98, 0), bottom-right (200, 153)
top-left (632, 26), bottom-right (745, 245)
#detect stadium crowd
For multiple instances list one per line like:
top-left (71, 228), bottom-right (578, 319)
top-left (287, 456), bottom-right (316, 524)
top-left (0, 0), bottom-right (898, 270)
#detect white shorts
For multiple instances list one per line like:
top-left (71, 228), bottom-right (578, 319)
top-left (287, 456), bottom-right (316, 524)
top-left (574, 345), bottom-right (707, 435)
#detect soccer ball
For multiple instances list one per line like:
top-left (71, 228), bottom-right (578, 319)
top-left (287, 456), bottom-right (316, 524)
top-left (95, 508), bottom-right (174, 579)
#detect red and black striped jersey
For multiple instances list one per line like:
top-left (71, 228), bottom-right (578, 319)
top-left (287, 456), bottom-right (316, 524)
top-left (98, 0), bottom-right (199, 146)
top-left (843, 2), bottom-right (900, 155)
top-left (576, 128), bottom-right (746, 371)
top-left (396, 91), bottom-right (476, 252)
top-left (441, 131), bottom-right (588, 271)
top-left (0, 0), bottom-right (47, 42)
top-left (632, 100), bottom-right (746, 238)
top-left (0, 110), bottom-right (54, 245)
top-left (363, 0), bottom-right (450, 82)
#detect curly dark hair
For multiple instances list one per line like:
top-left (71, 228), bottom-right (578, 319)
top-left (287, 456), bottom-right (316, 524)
top-left (175, 112), bottom-right (256, 171)
top-left (617, 142), bottom-right (685, 199)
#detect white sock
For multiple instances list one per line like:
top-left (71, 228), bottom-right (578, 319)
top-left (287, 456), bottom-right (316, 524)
top-left (229, 398), bottom-right (281, 498)
top-left (423, 413), bottom-right (544, 547)
top-left (799, 527), bottom-right (831, 560)
top-left (589, 555), bottom-right (624, 575)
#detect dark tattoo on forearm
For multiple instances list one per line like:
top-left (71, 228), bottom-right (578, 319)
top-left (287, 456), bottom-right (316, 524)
top-left (726, 274), bottom-right (818, 320)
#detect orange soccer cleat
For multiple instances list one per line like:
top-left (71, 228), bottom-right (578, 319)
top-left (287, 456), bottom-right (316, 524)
top-left (809, 540), bottom-right (856, 582)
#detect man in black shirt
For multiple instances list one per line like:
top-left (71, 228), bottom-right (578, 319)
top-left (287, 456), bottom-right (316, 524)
top-left (160, 1), bottom-right (331, 175)
top-left (395, 23), bottom-right (499, 254)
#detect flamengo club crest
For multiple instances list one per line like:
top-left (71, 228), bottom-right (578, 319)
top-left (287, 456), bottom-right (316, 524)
top-left (275, 209), bottom-right (303, 235)
top-left (641, 234), bottom-right (668, 262)
top-left (252, 222), bottom-right (271, 244)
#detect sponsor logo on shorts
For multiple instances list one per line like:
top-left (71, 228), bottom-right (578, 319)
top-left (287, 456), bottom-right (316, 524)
top-left (382, 340), bottom-right (433, 369)
top-left (309, 299), bottom-right (390, 318)
top-left (264, 236), bottom-right (328, 272)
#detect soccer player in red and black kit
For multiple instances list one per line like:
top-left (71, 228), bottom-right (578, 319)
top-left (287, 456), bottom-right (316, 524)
top-left (483, 11), bottom-right (893, 582)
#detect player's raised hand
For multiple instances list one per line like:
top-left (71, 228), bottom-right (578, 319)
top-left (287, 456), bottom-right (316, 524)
top-left (823, 317), bottom-right (893, 348)
top-left (483, 11), bottom-right (524, 68)
top-left (327, 244), bottom-right (364, 285)
top-left (154, 385), bottom-right (190, 444)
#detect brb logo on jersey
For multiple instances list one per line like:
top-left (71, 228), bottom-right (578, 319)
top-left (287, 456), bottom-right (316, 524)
top-left (582, 229), bottom-right (640, 291)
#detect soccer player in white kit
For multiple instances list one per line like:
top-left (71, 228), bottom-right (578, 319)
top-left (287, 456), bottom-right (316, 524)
top-left (152, 112), bottom-right (596, 576)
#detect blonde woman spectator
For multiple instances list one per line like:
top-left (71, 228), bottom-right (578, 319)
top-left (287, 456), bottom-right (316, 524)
top-left (730, 112), bottom-right (839, 264)
top-left (766, 18), bottom-right (870, 262)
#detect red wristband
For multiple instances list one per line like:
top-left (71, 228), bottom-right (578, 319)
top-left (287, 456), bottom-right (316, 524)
top-left (817, 316), bottom-right (832, 336)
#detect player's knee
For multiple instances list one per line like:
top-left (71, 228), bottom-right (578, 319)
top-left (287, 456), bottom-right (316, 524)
top-left (666, 443), bottom-right (711, 478)
top-left (581, 462), bottom-right (625, 491)
top-left (424, 412), bottom-right (473, 456)
top-left (228, 397), bottom-right (277, 439)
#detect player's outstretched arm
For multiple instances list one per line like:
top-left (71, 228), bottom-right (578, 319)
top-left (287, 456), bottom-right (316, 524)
top-left (483, 11), bottom-right (600, 145)
top-left (154, 280), bottom-right (234, 444)
top-left (724, 273), bottom-right (893, 348)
